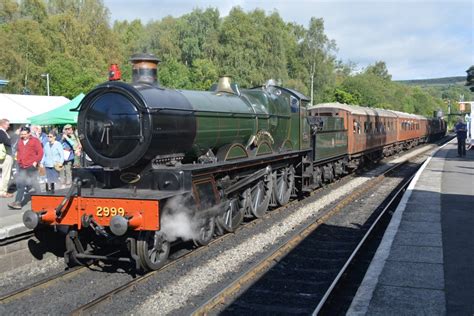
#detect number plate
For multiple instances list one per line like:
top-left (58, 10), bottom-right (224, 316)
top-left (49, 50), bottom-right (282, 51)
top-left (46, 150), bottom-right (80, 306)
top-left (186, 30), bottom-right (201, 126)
top-left (31, 196), bottom-right (159, 230)
top-left (96, 206), bottom-right (126, 217)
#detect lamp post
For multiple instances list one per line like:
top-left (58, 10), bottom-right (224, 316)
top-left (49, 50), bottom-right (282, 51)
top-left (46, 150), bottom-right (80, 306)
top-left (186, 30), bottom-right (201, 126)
top-left (41, 73), bottom-right (50, 96)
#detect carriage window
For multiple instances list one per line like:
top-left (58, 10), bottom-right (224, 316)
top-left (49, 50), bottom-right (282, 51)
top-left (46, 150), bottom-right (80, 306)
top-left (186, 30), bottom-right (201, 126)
top-left (353, 120), bottom-right (361, 134)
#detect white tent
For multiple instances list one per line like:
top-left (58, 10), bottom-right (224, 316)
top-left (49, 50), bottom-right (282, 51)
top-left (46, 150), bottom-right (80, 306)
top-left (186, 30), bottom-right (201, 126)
top-left (0, 93), bottom-right (70, 124)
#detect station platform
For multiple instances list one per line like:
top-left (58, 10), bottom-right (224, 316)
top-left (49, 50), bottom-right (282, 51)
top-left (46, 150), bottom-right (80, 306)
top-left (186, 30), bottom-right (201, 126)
top-left (348, 140), bottom-right (474, 315)
top-left (0, 196), bottom-right (31, 240)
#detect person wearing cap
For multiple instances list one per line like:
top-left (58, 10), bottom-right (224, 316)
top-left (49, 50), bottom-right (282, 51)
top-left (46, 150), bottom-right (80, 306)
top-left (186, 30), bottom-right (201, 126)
top-left (8, 126), bottom-right (43, 209)
top-left (455, 117), bottom-right (467, 157)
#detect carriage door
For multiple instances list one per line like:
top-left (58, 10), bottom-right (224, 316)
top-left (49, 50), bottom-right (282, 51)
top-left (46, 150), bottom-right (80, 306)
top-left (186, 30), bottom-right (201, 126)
top-left (300, 99), bottom-right (311, 150)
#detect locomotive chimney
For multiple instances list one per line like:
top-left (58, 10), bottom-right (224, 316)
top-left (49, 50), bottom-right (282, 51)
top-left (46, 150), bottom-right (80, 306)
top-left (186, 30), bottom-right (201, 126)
top-left (215, 76), bottom-right (236, 94)
top-left (129, 53), bottom-right (161, 85)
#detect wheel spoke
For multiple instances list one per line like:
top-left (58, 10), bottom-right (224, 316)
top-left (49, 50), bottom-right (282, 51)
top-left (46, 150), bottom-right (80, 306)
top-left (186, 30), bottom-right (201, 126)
top-left (137, 231), bottom-right (170, 271)
top-left (150, 249), bottom-right (157, 263)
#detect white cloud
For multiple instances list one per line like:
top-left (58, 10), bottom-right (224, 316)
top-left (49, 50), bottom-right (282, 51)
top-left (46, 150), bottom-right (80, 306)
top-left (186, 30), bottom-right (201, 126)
top-left (103, 0), bottom-right (474, 80)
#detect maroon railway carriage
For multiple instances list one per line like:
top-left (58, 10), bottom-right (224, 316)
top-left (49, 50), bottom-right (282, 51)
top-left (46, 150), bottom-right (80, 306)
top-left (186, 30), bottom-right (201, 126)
top-left (308, 103), bottom-right (398, 160)
top-left (390, 110), bottom-right (429, 149)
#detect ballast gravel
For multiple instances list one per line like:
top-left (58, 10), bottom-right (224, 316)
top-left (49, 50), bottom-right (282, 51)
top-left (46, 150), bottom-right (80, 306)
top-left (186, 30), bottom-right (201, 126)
top-left (137, 145), bottom-right (434, 315)
top-left (138, 174), bottom-right (375, 313)
top-left (0, 256), bottom-right (65, 296)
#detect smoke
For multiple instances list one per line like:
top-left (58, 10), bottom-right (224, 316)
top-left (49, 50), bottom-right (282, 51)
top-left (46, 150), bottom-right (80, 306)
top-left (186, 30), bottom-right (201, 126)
top-left (160, 195), bottom-right (199, 243)
top-left (265, 78), bottom-right (281, 87)
top-left (13, 168), bottom-right (42, 202)
top-left (159, 194), bottom-right (225, 243)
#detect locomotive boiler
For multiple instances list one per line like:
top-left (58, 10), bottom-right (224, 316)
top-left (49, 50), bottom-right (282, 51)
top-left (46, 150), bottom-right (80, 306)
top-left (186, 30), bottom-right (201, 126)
top-left (79, 54), bottom-right (304, 171)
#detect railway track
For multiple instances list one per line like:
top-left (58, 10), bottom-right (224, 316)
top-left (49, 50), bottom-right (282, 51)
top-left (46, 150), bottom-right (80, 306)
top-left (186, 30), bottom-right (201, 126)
top-left (0, 266), bottom-right (85, 304)
top-left (0, 231), bottom-right (34, 247)
top-left (67, 157), bottom-right (414, 315)
top-left (1, 141), bottom-right (446, 314)
top-left (0, 176), bottom-right (331, 311)
top-left (190, 159), bottom-right (418, 315)
top-left (68, 171), bottom-right (349, 315)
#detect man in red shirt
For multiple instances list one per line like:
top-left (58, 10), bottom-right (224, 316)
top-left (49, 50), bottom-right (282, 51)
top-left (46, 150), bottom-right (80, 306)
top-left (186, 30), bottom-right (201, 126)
top-left (8, 127), bottom-right (44, 209)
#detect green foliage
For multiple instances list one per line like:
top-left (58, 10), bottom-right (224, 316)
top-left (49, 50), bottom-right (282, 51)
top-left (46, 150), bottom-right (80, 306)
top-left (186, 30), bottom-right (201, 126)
top-left (466, 65), bottom-right (474, 92)
top-left (0, 2), bottom-right (450, 119)
top-left (158, 58), bottom-right (191, 89)
top-left (365, 61), bottom-right (392, 81)
top-left (190, 58), bottom-right (218, 90)
top-left (0, 0), bottom-right (117, 96)
top-left (333, 63), bottom-right (447, 116)
top-left (332, 88), bottom-right (361, 104)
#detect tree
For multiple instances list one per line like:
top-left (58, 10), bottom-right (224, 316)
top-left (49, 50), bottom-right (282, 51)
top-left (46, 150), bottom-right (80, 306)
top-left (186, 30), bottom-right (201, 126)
top-left (190, 58), bottom-right (218, 90)
top-left (332, 88), bottom-right (361, 104)
top-left (365, 61), bottom-right (392, 81)
top-left (466, 65), bottom-right (474, 92)
top-left (158, 58), bottom-right (191, 89)
top-left (0, 0), bottom-right (19, 24)
top-left (178, 8), bottom-right (220, 66)
top-left (20, 0), bottom-right (47, 22)
top-left (299, 17), bottom-right (337, 103)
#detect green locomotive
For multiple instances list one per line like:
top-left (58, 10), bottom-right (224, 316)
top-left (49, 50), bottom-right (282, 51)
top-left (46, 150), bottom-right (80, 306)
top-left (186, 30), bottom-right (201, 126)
top-left (26, 53), bottom-right (435, 272)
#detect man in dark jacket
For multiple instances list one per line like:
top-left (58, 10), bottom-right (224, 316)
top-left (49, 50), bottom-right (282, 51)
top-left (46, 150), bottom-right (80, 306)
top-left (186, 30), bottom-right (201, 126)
top-left (8, 127), bottom-right (44, 209)
top-left (455, 117), bottom-right (467, 157)
top-left (0, 118), bottom-right (13, 197)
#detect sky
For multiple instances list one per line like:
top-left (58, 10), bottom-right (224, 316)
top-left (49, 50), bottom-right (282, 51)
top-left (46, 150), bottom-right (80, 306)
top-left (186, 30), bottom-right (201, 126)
top-left (103, 0), bottom-right (473, 80)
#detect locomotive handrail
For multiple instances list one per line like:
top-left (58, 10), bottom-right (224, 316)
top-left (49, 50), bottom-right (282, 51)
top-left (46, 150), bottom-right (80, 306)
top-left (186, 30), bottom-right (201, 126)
top-left (55, 178), bottom-right (81, 219)
top-left (148, 106), bottom-right (291, 119)
top-left (223, 166), bottom-right (271, 196)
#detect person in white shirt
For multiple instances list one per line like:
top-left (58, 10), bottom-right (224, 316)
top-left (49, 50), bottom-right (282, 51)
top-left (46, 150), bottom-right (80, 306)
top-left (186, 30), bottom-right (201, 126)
top-left (0, 118), bottom-right (13, 198)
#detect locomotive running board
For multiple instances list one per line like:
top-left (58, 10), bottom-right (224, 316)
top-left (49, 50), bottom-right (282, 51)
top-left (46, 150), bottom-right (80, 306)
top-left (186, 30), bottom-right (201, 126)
top-left (223, 166), bottom-right (272, 196)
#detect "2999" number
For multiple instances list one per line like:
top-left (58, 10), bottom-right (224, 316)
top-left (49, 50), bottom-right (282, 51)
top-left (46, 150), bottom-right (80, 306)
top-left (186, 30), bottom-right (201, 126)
top-left (96, 207), bottom-right (125, 217)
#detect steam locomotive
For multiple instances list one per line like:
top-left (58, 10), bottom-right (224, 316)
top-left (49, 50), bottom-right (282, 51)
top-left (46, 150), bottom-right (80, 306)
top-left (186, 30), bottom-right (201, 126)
top-left (23, 53), bottom-right (446, 271)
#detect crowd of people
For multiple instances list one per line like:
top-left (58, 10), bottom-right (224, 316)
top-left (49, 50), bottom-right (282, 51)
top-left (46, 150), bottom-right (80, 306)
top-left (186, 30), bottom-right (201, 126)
top-left (0, 118), bottom-right (82, 210)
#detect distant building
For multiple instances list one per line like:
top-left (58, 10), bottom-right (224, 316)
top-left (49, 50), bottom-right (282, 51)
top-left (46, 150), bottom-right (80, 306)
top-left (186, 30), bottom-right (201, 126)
top-left (0, 93), bottom-right (69, 123)
top-left (458, 101), bottom-right (473, 113)
top-left (0, 79), bottom-right (9, 89)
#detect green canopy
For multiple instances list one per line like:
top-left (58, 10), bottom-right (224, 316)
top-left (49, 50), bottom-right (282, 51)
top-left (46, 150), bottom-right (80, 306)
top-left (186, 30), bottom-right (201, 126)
top-left (28, 93), bottom-right (84, 125)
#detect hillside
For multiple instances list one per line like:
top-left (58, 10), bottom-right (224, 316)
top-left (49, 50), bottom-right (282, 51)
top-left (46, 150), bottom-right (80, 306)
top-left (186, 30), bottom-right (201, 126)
top-left (398, 76), bottom-right (466, 86)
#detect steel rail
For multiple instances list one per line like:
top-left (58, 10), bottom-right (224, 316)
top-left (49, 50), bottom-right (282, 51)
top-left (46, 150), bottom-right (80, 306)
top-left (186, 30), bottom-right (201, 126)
top-left (41, 140), bottom-right (445, 314)
top-left (0, 231), bottom-right (34, 247)
top-left (0, 266), bottom-right (86, 304)
top-left (191, 160), bottom-right (409, 315)
top-left (312, 171), bottom-right (416, 315)
top-left (68, 160), bottom-right (352, 315)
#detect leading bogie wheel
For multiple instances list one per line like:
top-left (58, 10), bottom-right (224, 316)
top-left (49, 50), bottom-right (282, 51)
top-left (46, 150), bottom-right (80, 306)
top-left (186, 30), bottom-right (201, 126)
top-left (137, 231), bottom-right (170, 271)
top-left (64, 230), bottom-right (91, 268)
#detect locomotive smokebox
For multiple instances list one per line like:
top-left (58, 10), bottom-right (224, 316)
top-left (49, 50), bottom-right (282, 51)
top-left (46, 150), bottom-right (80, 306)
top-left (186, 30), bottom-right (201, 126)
top-left (130, 53), bottom-right (160, 85)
